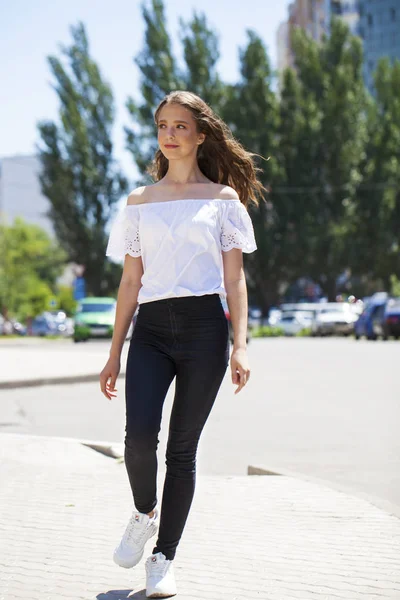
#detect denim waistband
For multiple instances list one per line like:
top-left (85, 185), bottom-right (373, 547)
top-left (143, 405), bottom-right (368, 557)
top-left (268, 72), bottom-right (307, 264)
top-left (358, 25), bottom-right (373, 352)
top-left (137, 294), bottom-right (225, 323)
top-left (139, 293), bottom-right (222, 309)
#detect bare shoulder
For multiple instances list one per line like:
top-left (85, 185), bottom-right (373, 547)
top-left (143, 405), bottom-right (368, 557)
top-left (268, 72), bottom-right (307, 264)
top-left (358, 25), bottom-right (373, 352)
top-left (127, 186), bottom-right (149, 205)
top-left (213, 184), bottom-right (239, 200)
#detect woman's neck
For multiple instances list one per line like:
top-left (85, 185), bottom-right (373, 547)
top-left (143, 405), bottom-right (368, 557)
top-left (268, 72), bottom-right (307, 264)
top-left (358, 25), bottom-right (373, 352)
top-left (163, 160), bottom-right (209, 186)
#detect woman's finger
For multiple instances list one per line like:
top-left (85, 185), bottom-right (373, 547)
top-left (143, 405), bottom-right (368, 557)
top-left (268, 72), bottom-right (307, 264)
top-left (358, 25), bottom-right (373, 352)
top-left (109, 373), bottom-right (118, 393)
top-left (100, 373), bottom-right (112, 400)
top-left (106, 379), bottom-right (117, 398)
top-left (231, 366), bottom-right (239, 384)
top-left (234, 369), bottom-right (243, 394)
top-left (234, 368), bottom-right (250, 394)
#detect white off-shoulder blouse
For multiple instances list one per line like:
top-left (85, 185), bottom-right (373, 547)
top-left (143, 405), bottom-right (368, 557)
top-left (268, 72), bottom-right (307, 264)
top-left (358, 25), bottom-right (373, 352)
top-left (106, 198), bottom-right (257, 305)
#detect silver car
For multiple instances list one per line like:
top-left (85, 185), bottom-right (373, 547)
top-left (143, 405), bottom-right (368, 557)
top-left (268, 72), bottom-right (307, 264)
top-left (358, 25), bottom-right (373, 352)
top-left (276, 310), bottom-right (314, 336)
top-left (311, 304), bottom-right (359, 336)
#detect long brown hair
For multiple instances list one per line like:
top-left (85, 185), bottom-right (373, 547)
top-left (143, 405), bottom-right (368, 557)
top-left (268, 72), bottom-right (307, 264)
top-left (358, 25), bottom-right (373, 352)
top-left (147, 91), bottom-right (267, 208)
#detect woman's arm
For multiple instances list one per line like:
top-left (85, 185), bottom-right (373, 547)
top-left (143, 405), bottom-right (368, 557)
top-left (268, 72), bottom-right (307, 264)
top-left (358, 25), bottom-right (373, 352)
top-left (222, 248), bottom-right (251, 393)
top-left (109, 255), bottom-right (143, 359)
top-left (100, 254), bottom-right (143, 400)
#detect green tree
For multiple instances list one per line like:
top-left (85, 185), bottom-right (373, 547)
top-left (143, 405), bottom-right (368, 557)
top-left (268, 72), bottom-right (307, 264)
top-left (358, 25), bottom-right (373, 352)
top-left (37, 22), bottom-right (127, 296)
top-left (56, 285), bottom-right (77, 316)
top-left (354, 58), bottom-right (400, 289)
top-left (125, 0), bottom-right (226, 181)
top-left (0, 219), bottom-right (66, 320)
top-left (290, 19), bottom-right (368, 299)
top-left (125, 0), bottom-right (182, 179)
top-left (179, 11), bottom-right (225, 107)
top-left (222, 31), bottom-right (280, 312)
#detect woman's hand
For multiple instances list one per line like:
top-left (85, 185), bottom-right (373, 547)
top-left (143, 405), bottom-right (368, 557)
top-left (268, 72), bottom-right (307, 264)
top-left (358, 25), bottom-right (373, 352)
top-left (100, 356), bottom-right (121, 400)
top-left (230, 347), bottom-right (250, 394)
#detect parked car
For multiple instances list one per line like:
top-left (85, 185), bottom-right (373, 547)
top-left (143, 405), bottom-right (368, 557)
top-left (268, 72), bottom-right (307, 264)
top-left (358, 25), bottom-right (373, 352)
top-left (220, 298), bottom-right (251, 344)
top-left (354, 293), bottom-right (388, 340)
top-left (276, 310), bottom-right (313, 336)
top-left (371, 297), bottom-right (400, 340)
top-left (384, 298), bottom-right (400, 339)
top-left (311, 304), bottom-right (359, 336)
top-left (50, 311), bottom-right (74, 336)
top-left (73, 297), bottom-right (134, 342)
top-left (0, 316), bottom-right (26, 335)
top-left (31, 312), bottom-right (71, 337)
top-left (267, 307), bottom-right (282, 326)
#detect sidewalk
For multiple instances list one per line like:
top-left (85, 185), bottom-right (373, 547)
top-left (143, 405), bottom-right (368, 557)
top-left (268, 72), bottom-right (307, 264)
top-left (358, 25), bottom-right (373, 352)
top-left (0, 341), bottom-right (128, 389)
top-left (0, 433), bottom-right (399, 600)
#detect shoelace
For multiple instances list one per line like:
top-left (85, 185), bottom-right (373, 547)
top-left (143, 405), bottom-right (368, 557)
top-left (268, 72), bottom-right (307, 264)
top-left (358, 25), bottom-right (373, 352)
top-left (124, 516), bottom-right (149, 544)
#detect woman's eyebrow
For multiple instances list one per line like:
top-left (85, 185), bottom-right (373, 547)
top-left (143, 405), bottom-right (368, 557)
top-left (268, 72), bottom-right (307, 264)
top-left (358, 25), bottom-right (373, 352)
top-left (158, 119), bottom-right (190, 124)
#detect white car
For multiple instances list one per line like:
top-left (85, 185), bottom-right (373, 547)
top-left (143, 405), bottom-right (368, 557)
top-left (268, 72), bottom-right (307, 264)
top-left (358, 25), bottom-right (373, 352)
top-left (311, 304), bottom-right (359, 336)
top-left (276, 311), bottom-right (313, 336)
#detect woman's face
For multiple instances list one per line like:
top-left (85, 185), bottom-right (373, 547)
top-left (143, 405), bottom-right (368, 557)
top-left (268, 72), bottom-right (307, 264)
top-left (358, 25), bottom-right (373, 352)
top-left (157, 103), bottom-right (205, 160)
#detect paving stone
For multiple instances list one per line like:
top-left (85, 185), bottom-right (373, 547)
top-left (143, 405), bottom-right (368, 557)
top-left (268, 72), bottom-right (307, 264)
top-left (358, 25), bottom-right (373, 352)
top-left (0, 434), bottom-right (399, 599)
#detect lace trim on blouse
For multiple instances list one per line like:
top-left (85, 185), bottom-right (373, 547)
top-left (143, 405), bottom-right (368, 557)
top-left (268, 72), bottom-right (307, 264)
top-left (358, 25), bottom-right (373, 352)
top-left (220, 201), bottom-right (257, 253)
top-left (125, 220), bottom-right (141, 257)
top-left (106, 204), bottom-right (141, 259)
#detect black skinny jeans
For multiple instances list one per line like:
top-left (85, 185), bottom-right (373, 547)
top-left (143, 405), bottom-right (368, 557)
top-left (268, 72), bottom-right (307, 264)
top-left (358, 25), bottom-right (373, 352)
top-left (124, 293), bottom-right (230, 561)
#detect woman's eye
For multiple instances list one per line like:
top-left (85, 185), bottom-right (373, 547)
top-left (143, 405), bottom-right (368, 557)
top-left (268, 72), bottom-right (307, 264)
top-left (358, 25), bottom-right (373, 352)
top-left (157, 124), bottom-right (186, 129)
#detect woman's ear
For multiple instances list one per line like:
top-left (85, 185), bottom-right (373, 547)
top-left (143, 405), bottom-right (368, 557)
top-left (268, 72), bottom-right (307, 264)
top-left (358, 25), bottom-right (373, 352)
top-left (198, 133), bottom-right (206, 145)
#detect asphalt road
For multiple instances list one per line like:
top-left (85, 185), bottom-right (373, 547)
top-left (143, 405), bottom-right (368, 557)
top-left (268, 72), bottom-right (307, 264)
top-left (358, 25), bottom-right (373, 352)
top-left (1, 337), bottom-right (399, 511)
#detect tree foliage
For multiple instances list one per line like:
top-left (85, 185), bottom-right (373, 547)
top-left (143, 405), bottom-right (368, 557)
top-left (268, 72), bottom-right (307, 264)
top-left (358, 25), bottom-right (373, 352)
top-left (287, 19), bottom-right (368, 299)
top-left (0, 219), bottom-right (66, 320)
top-left (354, 58), bottom-right (400, 288)
top-left (125, 1), bottom-right (225, 180)
top-left (221, 31), bottom-right (280, 309)
top-left (37, 22), bottom-right (127, 296)
top-left (125, 0), bottom-right (182, 179)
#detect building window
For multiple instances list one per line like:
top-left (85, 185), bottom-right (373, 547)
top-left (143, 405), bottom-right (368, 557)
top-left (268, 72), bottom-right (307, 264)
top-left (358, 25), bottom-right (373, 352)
top-left (367, 14), bottom-right (373, 26)
top-left (391, 8), bottom-right (396, 22)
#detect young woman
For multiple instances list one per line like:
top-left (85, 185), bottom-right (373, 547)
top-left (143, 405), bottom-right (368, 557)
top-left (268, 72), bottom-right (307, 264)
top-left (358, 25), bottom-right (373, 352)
top-left (100, 90), bottom-right (265, 598)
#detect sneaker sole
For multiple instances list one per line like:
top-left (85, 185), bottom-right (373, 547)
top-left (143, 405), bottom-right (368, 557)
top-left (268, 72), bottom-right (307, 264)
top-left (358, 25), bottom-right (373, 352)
top-left (113, 525), bottom-right (158, 569)
top-left (146, 593), bottom-right (177, 598)
top-left (113, 551), bottom-right (143, 569)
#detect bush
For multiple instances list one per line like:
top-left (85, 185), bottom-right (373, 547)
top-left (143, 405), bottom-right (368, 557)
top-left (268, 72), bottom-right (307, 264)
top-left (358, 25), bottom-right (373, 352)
top-left (295, 327), bottom-right (313, 337)
top-left (252, 325), bottom-right (285, 337)
top-left (56, 286), bottom-right (77, 316)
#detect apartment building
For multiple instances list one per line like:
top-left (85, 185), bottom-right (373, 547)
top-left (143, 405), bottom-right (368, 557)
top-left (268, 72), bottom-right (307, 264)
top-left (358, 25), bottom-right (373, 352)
top-left (0, 154), bottom-right (53, 236)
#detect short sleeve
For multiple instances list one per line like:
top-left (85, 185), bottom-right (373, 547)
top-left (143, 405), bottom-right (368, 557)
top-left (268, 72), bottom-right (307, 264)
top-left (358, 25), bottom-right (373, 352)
top-left (220, 201), bottom-right (257, 253)
top-left (106, 205), bottom-right (141, 261)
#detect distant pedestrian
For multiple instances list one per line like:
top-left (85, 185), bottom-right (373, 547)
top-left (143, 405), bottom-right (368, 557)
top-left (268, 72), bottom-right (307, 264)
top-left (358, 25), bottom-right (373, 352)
top-left (100, 90), bottom-right (264, 598)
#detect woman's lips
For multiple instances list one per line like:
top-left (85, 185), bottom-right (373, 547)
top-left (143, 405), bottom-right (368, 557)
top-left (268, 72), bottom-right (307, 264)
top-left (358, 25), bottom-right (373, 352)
top-left (165, 144), bottom-right (179, 148)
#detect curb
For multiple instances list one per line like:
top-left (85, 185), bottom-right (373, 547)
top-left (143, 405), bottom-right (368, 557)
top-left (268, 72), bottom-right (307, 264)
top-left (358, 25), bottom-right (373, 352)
top-left (0, 372), bottom-right (126, 390)
top-left (2, 433), bottom-right (399, 521)
top-left (248, 463), bottom-right (400, 520)
top-left (0, 431), bottom-right (125, 459)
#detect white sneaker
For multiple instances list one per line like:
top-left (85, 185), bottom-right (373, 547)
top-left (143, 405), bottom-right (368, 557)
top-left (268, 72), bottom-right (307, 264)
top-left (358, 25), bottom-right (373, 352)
top-left (145, 552), bottom-right (177, 598)
top-left (113, 509), bottom-right (158, 568)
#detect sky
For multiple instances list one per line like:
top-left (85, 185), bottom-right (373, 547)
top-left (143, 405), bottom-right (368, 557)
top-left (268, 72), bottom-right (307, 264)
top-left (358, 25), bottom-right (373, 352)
top-left (1, 0), bottom-right (291, 184)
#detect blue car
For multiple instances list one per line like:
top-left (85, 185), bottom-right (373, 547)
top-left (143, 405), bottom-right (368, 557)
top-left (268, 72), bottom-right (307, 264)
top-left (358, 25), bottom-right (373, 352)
top-left (372, 297), bottom-right (400, 340)
top-left (354, 294), bottom-right (388, 340)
